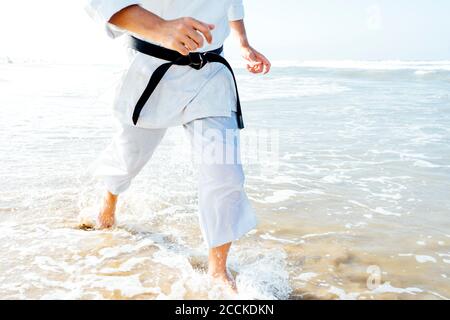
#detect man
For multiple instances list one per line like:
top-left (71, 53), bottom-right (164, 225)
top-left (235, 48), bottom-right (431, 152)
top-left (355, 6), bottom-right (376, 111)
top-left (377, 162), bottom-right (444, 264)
top-left (83, 0), bottom-right (271, 291)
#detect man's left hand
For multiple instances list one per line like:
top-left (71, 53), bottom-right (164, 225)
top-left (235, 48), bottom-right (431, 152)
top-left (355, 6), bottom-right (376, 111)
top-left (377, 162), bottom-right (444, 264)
top-left (241, 46), bottom-right (271, 74)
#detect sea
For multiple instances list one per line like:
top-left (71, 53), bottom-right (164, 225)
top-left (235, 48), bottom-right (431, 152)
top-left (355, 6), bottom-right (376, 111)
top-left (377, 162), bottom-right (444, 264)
top-left (0, 59), bottom-right (449, 299)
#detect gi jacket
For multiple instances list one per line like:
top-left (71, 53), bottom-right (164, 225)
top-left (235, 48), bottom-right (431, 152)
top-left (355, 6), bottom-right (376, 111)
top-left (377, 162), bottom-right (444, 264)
top-left (86, 0), bottom-right (245, 128)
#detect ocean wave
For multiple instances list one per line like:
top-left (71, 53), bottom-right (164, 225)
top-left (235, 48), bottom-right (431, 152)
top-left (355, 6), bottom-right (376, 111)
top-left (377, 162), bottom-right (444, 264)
top-left (238, 75), bottom-right (350, 101)
top-left (5, 58), bottom-right (450, 73)
top-left (231, 60), bottom-right (450, 82)
top-left (268, 60), bottom-right (450, 71)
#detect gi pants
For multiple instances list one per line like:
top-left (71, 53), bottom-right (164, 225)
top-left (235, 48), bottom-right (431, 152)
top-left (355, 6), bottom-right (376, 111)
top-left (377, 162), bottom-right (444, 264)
top-left (93, 113), bottom-right (257, 248)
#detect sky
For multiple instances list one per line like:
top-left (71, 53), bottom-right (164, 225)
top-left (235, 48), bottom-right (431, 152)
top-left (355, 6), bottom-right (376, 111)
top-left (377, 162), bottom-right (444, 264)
top-left (0, 0), bottom-right (449, 64)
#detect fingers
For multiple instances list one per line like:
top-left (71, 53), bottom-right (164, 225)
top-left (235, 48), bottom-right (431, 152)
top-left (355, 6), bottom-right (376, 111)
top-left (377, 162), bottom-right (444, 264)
top-left (181, 35), bottom-right (199, 53)
top-left (257, 53), bottom-right (271, 74)
top-left (173, 41), bottom-right (190, 56)
top-left (245, 51), bottom-right (264, 74)
top-left (189, 18), bottom-right (214, 44)
top-left (185, 28), bottom-right (204, 48)
top-left (262, 62), bottom-right (271, 74)
top-left (247, 63), bottom-right (263, 74)
top-left (244, 48), bottom-right (271, 74)
top-left (247, 59), bottom-right (270, 74)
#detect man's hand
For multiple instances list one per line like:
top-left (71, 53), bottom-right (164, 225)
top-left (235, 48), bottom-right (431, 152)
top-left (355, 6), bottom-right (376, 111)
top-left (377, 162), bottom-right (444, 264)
top-left (241, 45), bottom-right (271, 74)
top-left (109, 5), bottom-right (214, 55)
top-left (157, 18), bottom-right (215, 55)
top-left (229, 19), bottom-right (271, 74)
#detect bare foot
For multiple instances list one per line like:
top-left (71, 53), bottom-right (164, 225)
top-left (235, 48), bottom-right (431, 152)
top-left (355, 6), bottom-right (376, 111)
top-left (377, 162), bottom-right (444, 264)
top-left (208, 242), bottom-right (237, 294)
top-left (97, 191), bottom-right (117, 229)
top-left (208, 269), bottom-right (238, 294)
top-left (78, 191), bottom-right (118, 230)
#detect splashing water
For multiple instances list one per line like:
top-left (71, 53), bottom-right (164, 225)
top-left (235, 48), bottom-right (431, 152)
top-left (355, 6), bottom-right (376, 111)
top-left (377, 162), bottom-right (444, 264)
top-left (0, 61), bottom-right (450, 299)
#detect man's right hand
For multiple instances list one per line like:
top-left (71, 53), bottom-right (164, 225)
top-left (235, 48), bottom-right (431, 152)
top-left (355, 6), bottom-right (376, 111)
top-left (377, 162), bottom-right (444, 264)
top-left (157, 18), bottom-right (214, 55)
top-left (109, 5), bottom-right (214, 56)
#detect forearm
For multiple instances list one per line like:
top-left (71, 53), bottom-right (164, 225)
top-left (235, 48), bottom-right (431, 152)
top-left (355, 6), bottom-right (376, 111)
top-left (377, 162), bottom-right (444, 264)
top-left (109, 5), bottom-right (164, 43)
top-left (107, 4), bottom-right (213, 54)
top-left (230, 19), bottom-right (271, 74)
top-left (229, 20), bottom-right (250, 48)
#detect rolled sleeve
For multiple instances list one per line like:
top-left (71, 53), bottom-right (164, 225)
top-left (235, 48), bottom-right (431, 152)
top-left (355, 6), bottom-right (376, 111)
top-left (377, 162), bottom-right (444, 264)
top-left (227, 0), bottom-right (245, 21)
top-left (85, 0), bottom-right (141, 38)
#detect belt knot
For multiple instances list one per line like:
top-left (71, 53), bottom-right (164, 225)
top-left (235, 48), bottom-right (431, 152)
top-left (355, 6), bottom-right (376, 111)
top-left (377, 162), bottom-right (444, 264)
top-left (188, 52), bottom-right (207, 70)
top-left (129, 36), bottom-right (244, 129)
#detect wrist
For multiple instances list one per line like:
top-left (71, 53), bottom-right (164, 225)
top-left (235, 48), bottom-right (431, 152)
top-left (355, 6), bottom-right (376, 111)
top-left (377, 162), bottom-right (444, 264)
top-left (145, 15), bottom-right (167, 42)
top-left (240, 38), bottom-right (250, 49)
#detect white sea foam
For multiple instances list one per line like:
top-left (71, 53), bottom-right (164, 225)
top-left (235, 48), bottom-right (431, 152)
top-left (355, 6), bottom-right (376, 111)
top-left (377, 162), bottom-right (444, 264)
top-left (294, 272), bottom-right (318, 282)
top-left (301, 232), bottom-right (342, 239)
top-left (413, 160), bottom-right (441, 168)
top-left (260, 233), bottom-right (299, 244)
top-left (262, 190), bottom-right (298, 204)
top-left (370, 282), bottom-right (423, 295)
top-left (415, 255), bottom-right (437, 263)
top-left (100, 257), bottom-right (152, 273)
top-left (349, 200), bottom-right (402, 217)
top-left (328, 286), bottom-right (361, 300)
top-left (239, 76), bottom-right (350, 101)
top-left (233, 249), bottom-right (292, 300)
top-left (345, 222), bottom-right (368, 229)
top-left (328, 281), bottom-right (424, 300)
top-left (267, 60), bottom-right (450, 71)
top-left (372, 207), bottom-right (402, 217)
top-left (87, 274), bottom-right (161, 298)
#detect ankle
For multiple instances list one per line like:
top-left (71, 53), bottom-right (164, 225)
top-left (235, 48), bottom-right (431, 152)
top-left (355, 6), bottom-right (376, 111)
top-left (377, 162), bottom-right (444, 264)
top-left (103, 191), bottom-right (118, 204)
top-left (105, 191), bottom-right (118, 202)
top-left (208, 267), bottom-right (228, 277)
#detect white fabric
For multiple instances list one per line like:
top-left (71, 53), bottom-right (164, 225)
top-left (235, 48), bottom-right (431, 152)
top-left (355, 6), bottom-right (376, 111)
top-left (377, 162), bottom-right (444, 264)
top-left (85, 0), bottom-right (245, 42)
top-left (92, 113), bottom-right (257, 248)
top-left (85, 0), bottom-right (142, 38)
top-left (85, 0), bottom-right (244, 129)
top-left (228, 0), bottom-right (246, 21)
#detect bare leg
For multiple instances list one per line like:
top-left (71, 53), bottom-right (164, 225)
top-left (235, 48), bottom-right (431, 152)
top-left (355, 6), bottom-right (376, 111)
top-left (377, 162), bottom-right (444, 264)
top-left (208, 242), bottom-right (237, 293)
top-left (97, 191), bottom-right (118, 229)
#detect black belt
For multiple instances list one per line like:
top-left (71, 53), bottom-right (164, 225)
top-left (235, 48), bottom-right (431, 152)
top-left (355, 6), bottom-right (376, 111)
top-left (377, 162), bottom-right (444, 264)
top-left (129, 36), bottom-right (244, 129)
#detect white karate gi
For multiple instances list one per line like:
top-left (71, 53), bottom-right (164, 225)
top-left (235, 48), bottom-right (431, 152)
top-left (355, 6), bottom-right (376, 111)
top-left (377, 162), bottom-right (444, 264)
top-left (86, 0), bottom-right (257, 248)
top-left (86, 0), bottom-right (244, 128)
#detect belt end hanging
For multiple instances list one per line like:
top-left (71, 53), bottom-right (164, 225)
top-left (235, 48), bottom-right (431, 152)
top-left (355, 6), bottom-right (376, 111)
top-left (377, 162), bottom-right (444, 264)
top-left (132, 114), bottom-right (139, 126)
top-left (237, 113), bottom-right (245, 130)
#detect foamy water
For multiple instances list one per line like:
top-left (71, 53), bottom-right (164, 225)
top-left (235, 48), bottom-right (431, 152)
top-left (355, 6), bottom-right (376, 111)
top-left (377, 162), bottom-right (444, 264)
top-left (0, 60), bottom-right (449, 299)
